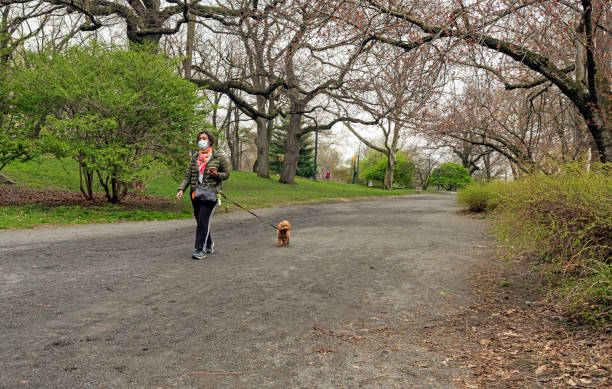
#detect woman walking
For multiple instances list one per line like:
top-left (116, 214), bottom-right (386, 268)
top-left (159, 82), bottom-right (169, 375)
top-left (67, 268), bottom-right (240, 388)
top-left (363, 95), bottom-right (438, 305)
top-left (176, 131), bottom-right (229, 259)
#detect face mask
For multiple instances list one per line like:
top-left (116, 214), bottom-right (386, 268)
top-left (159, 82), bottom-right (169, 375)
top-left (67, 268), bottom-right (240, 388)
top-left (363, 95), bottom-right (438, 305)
top-left (198, 140), bottom-right (208, 149)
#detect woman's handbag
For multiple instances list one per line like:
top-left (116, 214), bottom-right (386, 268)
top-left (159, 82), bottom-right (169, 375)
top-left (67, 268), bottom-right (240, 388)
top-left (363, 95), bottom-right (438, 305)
top-left (194, 186), bottom-right (218, 203)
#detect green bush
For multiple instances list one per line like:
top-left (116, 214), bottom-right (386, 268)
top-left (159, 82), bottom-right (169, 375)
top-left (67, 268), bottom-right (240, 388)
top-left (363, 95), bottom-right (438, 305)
top-left (457, 180), bottom-right (508, 212)
top-left (428, 162), bottom-right (474, 191)
top-left (5, 43), bottom-right (209, 203)
top-left (360, 151), bottom-right (415, 187)
top-left (493, 163), bottom-right (612, 325)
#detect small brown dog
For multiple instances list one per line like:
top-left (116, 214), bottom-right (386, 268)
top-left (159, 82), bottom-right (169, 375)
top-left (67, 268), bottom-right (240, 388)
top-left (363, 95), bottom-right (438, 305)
top-left (277, 220), bottom-right (291, 247)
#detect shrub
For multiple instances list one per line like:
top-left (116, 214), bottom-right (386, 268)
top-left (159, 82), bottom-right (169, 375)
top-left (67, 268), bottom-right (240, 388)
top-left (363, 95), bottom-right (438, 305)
top-left (428, 162), bottom-right (474, 191)
top-left (494, 163), bottom-right (612, 325)
top-left (360, 151), bottom-right (415, 187)
top-left (457, 181), bottom-right (505, 212)
top-left (457, 180), bottom-right (508, 212)
top-left (6, 43), bottom-right (209, 203)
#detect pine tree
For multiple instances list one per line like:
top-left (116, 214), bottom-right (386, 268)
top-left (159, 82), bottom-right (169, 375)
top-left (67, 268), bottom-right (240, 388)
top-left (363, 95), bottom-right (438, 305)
top-left (269, 119), bottom-right (314, 177)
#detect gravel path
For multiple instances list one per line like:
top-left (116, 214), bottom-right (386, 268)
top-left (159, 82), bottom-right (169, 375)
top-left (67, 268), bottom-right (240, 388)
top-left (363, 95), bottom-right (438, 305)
top-left (0, 193), bottom-right (494, 388)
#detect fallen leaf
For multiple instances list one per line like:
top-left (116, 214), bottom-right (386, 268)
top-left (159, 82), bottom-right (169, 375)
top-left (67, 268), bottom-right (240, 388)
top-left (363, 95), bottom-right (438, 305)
top-left (502, 330), bottom-right (519, 337)
top-left (535, 365), bottom-right (547, 375)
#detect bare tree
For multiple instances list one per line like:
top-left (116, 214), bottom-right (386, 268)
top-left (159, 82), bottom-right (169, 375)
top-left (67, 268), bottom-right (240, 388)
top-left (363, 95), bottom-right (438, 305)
top-left (190, 2), bottom-right (287, 178)
top-left (1, 0), bottom-right (244, 49)
top-left (427, 80), bottom-right (592, 174)
top-left (341, 0), bottom-right (611, 163)
top-left (190, 1), bottom-right (378, 184)
top-left (1, 2), bottom-right (67, 65)
top-left (341, 43), bottom-right (442, 189)
top-left (405, 145), bottom-right (442, 189)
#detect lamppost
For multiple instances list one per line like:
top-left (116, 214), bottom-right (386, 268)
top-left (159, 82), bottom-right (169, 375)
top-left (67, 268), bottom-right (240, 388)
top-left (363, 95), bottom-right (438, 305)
top-left (356, 142), bottom-right (363, 181)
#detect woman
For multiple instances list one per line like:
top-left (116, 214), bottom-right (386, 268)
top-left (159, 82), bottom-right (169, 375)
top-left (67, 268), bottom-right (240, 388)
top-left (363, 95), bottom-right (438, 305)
top-left (176, 130), bottom-right (229, 260)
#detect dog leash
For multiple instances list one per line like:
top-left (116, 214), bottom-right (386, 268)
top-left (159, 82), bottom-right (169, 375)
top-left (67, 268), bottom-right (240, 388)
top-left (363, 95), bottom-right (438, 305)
top-left (220, 192), bottom-right (279, 231)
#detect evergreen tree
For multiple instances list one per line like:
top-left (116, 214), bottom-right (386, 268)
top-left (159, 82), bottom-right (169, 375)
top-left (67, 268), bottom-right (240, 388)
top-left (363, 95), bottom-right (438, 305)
top-left (269, 119), bottom-right (314, 178)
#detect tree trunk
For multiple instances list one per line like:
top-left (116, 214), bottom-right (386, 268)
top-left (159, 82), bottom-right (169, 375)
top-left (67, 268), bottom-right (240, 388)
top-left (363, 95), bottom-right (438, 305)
top-left (233, 110), bottom-right (241, 170)
top-left (231, 107), bottom-right (241, 170)
top-left (184, 16), bottom-right (195, 79)
top-left (279, 111), bottom-right (303, 184)
top-left (254, 96), bottom-right (270, 178)
top-left (483, 153), bottom-right (492, 181)
top-left (579, 98), bottom-right (612, 163)
top-left (110, 175), bottom-right (119, 203)
top-left (78, 159), bottom-right (94, 200)
top-left (383, 152), bottom-right (396, 190)
top-left (97, 171), bottom-right (111, 201)
top-left (421, 173), bottom-right (430, 190)
top-left (255, 117), bottom-right (270, 178)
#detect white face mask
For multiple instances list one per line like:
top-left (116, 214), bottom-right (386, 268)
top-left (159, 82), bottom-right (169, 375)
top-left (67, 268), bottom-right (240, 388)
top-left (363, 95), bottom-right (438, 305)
top-left (198, 139), bottom-right (208, 149)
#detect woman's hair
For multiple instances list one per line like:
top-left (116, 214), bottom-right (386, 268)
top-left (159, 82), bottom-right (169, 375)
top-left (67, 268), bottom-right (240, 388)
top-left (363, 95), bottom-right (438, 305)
top-left (196, 130), bottom-right (215, 147)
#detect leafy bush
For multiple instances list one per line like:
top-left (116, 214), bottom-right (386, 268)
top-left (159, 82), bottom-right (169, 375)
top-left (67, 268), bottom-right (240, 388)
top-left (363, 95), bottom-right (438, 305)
top-left (457, 180), bottom-right (507, 212)
top-left (493, 163), bottom-right (611, 325)
top-left (0, 118), bottom-right (38, 171)
top-left (428, 162), bottom-right (474, 190)
top-left (6, 43), bottom-right (210, 203)
top-left (360, 151), bottom-right (414, 187)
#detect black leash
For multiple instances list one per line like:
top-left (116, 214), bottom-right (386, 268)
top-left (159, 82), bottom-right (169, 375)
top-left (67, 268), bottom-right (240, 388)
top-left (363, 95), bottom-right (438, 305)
top-left (220, 192), bottom-right (279, 231)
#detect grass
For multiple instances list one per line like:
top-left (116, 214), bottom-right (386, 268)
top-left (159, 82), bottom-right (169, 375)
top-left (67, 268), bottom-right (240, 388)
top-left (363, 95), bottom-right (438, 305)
top-left (3, 157), bottom-right (100, 192)
top-left (1, 156), bottom-right (415, 229)
top-left (0, 204), bottom-right (192, 229)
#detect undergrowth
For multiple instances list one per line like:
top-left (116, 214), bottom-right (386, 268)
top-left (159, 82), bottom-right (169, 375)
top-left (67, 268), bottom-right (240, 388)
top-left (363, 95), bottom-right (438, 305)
top-left (459, 164), bottom-right (611, 326)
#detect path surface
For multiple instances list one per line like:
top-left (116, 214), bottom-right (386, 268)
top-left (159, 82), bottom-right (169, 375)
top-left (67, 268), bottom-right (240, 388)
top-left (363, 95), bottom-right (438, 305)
top-left (0, 194), bottom-right (494, 388)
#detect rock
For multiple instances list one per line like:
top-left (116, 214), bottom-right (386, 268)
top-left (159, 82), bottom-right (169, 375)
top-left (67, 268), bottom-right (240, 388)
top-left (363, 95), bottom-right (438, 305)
top-left (0, 174), bottom-right (16, 185)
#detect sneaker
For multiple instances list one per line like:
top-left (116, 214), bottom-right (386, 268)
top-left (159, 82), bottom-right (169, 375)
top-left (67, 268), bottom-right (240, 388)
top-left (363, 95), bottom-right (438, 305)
top-left (206, 241), bottom-right (215, 254)
top-left (191, 250), bottom-right (206, 260)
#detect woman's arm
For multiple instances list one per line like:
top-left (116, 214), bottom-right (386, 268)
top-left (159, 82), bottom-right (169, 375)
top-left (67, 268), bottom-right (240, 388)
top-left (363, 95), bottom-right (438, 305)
top-left (178, 157), bottom-right (193, 192)
top-left (217, 154), bottom-right (230, 181)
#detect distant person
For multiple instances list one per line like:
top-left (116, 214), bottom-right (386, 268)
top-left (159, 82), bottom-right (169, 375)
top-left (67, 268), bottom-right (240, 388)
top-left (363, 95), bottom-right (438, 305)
top-left (176, 131), bottom-right (229, 260)
top-left (325, 169), bottom-right (331, 181)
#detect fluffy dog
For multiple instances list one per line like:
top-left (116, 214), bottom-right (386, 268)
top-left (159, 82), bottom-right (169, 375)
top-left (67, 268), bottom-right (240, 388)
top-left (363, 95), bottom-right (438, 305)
top-left (277, 220), bottom-right (291, 247)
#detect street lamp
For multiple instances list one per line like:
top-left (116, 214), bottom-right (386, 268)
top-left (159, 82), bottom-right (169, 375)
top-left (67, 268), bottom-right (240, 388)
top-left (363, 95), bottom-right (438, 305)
top-left (356, 142), bottom-right (363, 182)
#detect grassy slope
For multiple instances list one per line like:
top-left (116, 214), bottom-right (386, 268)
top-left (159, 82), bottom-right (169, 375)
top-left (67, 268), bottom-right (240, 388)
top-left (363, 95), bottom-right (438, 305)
top-left (1, 157), bottom-right (414, 229)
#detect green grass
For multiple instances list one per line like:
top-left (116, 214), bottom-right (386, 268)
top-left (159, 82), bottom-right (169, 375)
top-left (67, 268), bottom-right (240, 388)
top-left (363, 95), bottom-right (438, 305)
top-left (3, 157), bottom-right (100, 192)
top-left (0, 204), bottom-right (192, 229)
top-left (221, 172), bottom-right (413, 209)
top-left (1, 156), bottom-right (415, 229)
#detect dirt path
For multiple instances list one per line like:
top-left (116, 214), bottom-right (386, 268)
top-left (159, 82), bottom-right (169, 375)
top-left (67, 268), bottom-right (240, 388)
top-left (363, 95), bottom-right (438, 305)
top-left (0, 193), bottom-right (497, 388)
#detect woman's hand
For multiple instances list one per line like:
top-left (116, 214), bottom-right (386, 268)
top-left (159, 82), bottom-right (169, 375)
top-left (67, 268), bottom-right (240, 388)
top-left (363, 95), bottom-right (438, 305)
top-left (207, 167), bottom-right (218, 177)
top-left (176, 190), bottom-right (183, 200)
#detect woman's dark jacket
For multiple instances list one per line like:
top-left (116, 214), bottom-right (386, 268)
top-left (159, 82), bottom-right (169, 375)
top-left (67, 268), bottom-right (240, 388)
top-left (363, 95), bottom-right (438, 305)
top-left (178, 151), bottom-right (230, 193)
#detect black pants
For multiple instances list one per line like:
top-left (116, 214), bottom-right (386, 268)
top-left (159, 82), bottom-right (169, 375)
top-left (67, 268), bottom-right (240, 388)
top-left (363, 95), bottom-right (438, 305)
top-left (191, 193), bottom-right (216, 251)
